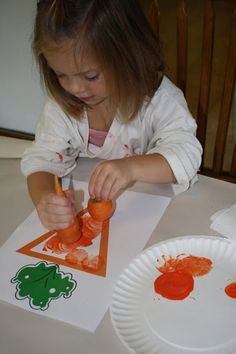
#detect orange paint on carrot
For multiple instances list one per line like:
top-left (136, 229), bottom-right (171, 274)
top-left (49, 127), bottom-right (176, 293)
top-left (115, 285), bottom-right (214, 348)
top-left (154, 254), bottom-right (213, 301)
top-left (54, 176), bottom-right (81, 243)
top-left (225, 282), bottom-right (236, 299)
top-left (154, 271), bottom-right (194, 300)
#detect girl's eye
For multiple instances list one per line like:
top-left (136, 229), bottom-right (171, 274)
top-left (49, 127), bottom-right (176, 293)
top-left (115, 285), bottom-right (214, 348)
top-left (85, 74), bottom-right (99, 81)
top-left (56, 74), bottom-right (66, 79)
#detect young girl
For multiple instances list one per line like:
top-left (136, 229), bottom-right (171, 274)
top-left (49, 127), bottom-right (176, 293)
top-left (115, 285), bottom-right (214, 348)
top-left (21, 0), bottom-right (202, 231)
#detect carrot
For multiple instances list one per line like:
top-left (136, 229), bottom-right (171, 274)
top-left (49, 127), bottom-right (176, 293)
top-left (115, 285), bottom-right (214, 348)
top-left (54, 176), bottom-right (81, 243)
top-left (54, 175), bottom-right (65, 196)
top-left (87, 198), bottom-right (113, 221)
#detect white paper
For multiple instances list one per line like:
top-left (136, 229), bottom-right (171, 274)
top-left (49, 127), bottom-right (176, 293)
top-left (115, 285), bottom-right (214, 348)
top-left (0, 181), bottom-right (170, 332)
top-left (210, 204), bottom-right (236, 240)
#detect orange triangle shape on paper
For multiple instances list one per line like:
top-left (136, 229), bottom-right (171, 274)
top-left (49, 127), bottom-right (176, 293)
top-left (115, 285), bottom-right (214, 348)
top-left (17, 208), bottom-right (110, 277)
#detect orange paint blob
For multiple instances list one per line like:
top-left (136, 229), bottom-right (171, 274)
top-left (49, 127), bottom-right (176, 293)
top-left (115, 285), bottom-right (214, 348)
top-left (158, 255), bottom-right (212, 277)
top-left (65, 249), bottom-right (104, 271)
top-left (157, 255), bottom-right (183, 273)
top-left (65, 249), bottom-right (88, 265)
top-left (225, 282), bottom-right (236, 298)
top-left (175, 255), bottom-right (212, 277)
top-left (154, 271), bottom-right (194, 300)
top-left (154, 254), bottom-right (213, 301)
top-left (82, 255), bottom-right (104, 271)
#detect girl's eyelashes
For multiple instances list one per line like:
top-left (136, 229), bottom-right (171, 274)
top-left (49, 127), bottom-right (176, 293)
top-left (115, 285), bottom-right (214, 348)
top-left (85, 74), bottom-right (99, 81)
top-left (55, 73), bottom-right (99, 81)
top-left (55, 73), bottom-right (66, 79)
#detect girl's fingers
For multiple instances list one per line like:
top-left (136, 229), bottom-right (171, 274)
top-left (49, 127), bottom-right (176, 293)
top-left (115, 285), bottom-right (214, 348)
top-left (37, 192), bottom-right (77, 230)
top-left (106, 179), bottom-right (122, 200)
top-left (38, 209), bottom-right (75, 229)
top-left (89, 170), bottom-right (113, 200)
top-left (43, 210), bottom-right (74, 223)
top-left (46, 193), bottom-right (71, 206)
top-left (46, 203), bottom-right (74, 216)
top-left (89, 161), bottom-right (128, 200)
top-left (65, 189), bottom-right (75, 204)
top-left (98, 173), bottom-right (117, 200)
top-left (38, 201), bottom-right (74, 219)
top-left (88, 166), bottom-right (102, 198)
top-left (42, 220), bottom-right (74, 230)
top-left (89, 161), bottom-right (117, 199)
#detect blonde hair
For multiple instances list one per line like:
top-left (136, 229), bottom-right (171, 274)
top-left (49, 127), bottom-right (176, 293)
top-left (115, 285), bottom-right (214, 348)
top-left (34, 0), bottom-right (165, 121)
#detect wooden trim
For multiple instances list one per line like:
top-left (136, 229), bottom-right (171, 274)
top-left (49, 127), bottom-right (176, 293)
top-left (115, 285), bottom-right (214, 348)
top-left (150, 0), bottom-right (160, 35)
top-left (176, 0), bottom-right (188, 95)
top-left (200, 168), bottom-right (236, 184)
top-left (149, 0), bottom-right (235, 180)
top-left (230, 144), bottom-right (236, 178)
top-left (197, 0), bottom-right (215, 156)
top-left (212, 8), bottom-right (236, 176)
top-left (0, 128), bottom-right (34, 141)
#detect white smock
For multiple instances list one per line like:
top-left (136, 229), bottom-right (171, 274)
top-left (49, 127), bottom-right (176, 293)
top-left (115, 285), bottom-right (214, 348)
top-left (21, 76), bottom-right (202, 194)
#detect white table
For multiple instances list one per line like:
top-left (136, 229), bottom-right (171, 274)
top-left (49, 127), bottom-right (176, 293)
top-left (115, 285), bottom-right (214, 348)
top-left (0, 158), bottom-right (235, 354)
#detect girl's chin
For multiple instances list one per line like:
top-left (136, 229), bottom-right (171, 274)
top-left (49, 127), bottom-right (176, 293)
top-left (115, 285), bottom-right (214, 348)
top-left (84, 97), bottom-right (109, 107)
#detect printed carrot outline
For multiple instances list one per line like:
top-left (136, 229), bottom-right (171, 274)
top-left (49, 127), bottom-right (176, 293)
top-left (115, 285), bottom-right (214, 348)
top-left (17, 208), bottom-right (110, 277)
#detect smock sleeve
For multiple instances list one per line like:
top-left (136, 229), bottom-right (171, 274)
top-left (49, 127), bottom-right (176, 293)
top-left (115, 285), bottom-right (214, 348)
top-left (21, 99), bottom-right (84, 177)
top-left (144, 78), bottom-right (203, 193)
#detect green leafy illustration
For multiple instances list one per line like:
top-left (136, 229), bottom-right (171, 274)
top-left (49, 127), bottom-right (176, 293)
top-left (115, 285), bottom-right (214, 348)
top-left (11, 261), bottom-right (77, 310)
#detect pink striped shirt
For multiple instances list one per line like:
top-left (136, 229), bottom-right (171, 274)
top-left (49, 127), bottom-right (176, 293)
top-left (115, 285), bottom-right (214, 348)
top-left (88, 128), bottom-right (108, 147)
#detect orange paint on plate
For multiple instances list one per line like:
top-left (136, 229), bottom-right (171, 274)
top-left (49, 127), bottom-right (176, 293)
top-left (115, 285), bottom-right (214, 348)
top-left (225, 282), bottom-right (236, 299)
top-left (154, 271), bottom-right (194, 300)
top-left (175, 255), bottom-right (212, 276)
top-left (154, 254), bottom-right (213, 301)
top-left (158, 255), bottom-right (212, 277)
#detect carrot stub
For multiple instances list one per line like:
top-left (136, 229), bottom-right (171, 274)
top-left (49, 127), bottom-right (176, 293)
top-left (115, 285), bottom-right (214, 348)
top-left (87, 198), bottom-right (113, 221)
top-left (54, 176), bottom-right (81, 243)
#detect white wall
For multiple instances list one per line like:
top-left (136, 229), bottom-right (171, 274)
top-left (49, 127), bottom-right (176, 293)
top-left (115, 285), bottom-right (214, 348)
top-left (0, 0), bottom-right (45, 134)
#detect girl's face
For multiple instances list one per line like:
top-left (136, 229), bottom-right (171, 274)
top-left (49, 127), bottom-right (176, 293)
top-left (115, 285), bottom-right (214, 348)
top-left (44, 42), bottom-right (109, 106)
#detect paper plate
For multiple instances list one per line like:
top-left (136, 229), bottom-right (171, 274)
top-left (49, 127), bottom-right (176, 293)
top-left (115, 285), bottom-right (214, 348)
top-left (110, 236), bottom-right (236, 354)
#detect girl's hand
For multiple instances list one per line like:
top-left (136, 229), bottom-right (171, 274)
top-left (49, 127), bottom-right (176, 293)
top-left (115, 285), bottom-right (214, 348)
top-left (36, 189), bottom-right (77, 230)
top-left (88, 158), bottom-right (134, 200)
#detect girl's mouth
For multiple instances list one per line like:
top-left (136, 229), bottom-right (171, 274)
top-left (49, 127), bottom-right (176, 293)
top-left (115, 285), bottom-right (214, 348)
top-left (79, 96), bottom-right (94, 103)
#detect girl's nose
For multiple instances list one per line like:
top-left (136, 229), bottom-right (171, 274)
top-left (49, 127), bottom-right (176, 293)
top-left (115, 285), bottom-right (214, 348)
top-left (66, 77), bottom-right (86, 96)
